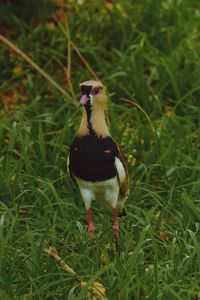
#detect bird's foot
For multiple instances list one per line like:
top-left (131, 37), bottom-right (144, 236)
top-left (113, 208), bottom-right (119, 239)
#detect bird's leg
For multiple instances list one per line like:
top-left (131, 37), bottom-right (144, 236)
top-left (87, 208), bottom-right (95, 237)
top-left (113, 208), bottom-right (119, 251)
top-left (113, 208), bottom-right (119, 239)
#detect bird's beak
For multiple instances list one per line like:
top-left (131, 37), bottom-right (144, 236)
top-left (78, 94), bottom-right (89, 108)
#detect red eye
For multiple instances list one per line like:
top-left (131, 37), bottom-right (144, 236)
top-left (92, 87), bottom-right (99, 95)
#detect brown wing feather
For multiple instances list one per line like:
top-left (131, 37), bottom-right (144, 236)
top-left (116, 144), bottom-right (129, 198)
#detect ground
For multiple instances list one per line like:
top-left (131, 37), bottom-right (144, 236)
top-left (0, 1), bottom-right (200, 299)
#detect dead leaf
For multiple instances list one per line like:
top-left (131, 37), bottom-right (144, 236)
top-left (80, 280), bottom-right (106, 300)
top-left (13, 66), bottom-right (23, 74)
top-left (0, 92), bottom-right (17, 108)
top-left (164, 106), bottom-right (174, 116)
top-left (18, 209), bottom-right (28, 217)
top-left (161, 217), bottom-right (166, 224)
top-left (105, 1), bottom-right (113, 11)
top-left (159, 231), bottom-right (169, 241)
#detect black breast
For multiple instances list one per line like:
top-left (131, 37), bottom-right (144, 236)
top-left (69, 135), bottom-right (119, 181)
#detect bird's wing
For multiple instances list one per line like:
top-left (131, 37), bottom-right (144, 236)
top-left (114, 144), bottom-right (129, 198)
top-left (67, 153), bottom-right (77, 185)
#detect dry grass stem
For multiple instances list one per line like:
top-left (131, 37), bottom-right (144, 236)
top-left (44, 247), bottom-right (106, 299)
top-left (0, 34), bottom-right (73, 101)
top-left (57, 21), bottom-right (100, 81)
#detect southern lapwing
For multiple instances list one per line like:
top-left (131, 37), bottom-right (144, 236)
top-left (68, 80), bottom-right (129, 247)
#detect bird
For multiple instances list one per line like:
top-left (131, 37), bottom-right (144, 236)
top-left (67, 80), bottom-right (129, 247)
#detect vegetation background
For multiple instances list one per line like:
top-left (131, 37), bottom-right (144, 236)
top-left (0, 0), bottom-right (200, 299)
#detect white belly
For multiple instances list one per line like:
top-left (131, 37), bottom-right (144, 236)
top-left (75, 176), bottom-right (120, 209)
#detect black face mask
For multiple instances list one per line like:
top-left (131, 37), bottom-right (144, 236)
top-left (80, 85), bottom-right (92, 97)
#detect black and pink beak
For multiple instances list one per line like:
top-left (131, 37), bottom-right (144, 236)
top-left (78, 85), bottom-right (92, 107)
top-left (79, 94), bottom-right (89, 107)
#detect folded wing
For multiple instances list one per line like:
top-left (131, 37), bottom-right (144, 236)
top-left (114, 144), bottom-right (129, 198)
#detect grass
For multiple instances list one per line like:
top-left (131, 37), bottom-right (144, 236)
top-left (0, 0), bottom-right (200, 299)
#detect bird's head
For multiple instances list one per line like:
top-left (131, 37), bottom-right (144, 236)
top-left (79, 80), bottom-right (107, 108)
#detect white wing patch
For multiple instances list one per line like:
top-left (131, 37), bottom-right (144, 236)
top-left (115, 157), bottom-right (126, 185)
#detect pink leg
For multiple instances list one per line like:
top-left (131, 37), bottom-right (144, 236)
top-left (87, 208), bottom-right (95, 237)
top-left (113, 208), bottom-right (119, 240)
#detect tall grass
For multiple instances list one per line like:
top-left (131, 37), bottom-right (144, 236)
top-left (0, 0), bottom-right (200, 299)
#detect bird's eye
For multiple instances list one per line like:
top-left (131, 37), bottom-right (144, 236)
top-left (92, 87), bottom-right (100, 95)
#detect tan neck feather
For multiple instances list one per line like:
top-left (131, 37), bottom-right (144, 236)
top-left (77, 110), bottom-right (88, 136)
top-left (91, 104), bottom-right (110, 137)
top-left (77, 104), bottom-right (110, 138)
